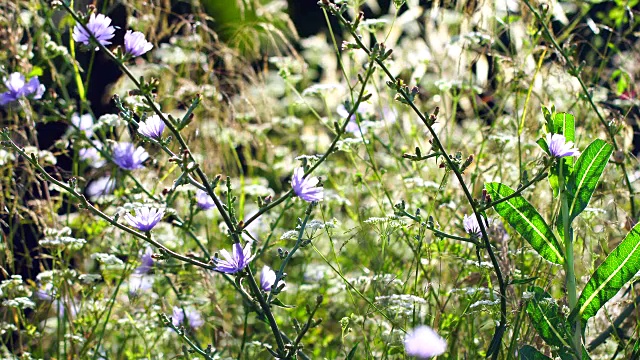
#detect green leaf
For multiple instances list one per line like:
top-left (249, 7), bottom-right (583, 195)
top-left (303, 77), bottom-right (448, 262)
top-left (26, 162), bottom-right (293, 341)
top-left (28, 66), bottom-right (43, 78)
top-left (548, 112), bottom-right (575, 197)
top-left (271, 298), bottom-right (295, 308)
top-left (525, 286), bottom-right (572, 349)
top-left (567, 139), bottom-right (613, 219)
top-left (577, 223), bottom-right (640, 321)
top-left (485, 183), bottom-right (564, 264)
top-left (558, 139), bottom-right (613, 239)
top-left (346, 343), bottom-right (359, 360)
top-left (519, 345), bottom-right (552, 360)
top-left (552, 112), bottom-right (575, 142)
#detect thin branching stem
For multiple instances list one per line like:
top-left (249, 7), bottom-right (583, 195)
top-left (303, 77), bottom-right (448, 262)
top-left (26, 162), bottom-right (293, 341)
top-left (325, 5), bottom-right (507, 357)
top-left (522, 0), bottom-right (637, 218)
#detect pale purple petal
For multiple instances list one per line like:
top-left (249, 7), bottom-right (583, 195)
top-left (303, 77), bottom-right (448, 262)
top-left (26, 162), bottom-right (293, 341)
top-left (291, 167), bottom-right (323, 202)
top-left (124, 207), bottom-right (164, 232)
top-left (124, 30), bottom-right (154, 57)
top-left (0, 72), bottom-right (46, 106)
top-left (546, 133), bottom-right (580, 158)
top-left (214, 242), bottom-right (253, 274)
top-left (463, 214), bottom-right (481, 237)
top-left (172, 306), bottom-right (204, 329)
top-left (195, 189), bottom-right (216, 210)
top-left (137, 114), bottom-right (165, 139)
top-left (112, 142), bottom-right (149, 170)
top-left (260, 265), bottom-right (277, 291)
top-left (404, 326), bottom-right (446, 359)
top-left (73, 13), bottom-right (116, 49)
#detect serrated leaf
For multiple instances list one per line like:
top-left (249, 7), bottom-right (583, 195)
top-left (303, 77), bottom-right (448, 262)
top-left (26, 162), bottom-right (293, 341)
top-left (518, 345), bottom-right (552, 360)
top-left (485, 183), bottom-right (564, 264)
top-left (525, 286), bottom-right (572, 349)
top-left (558, 139), bottom-right (613, 239)
top-left (577, 223), bottom-right (640, 321)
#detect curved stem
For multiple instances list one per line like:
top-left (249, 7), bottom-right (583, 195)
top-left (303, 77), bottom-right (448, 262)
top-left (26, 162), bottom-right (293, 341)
top-left (325, 7), bottom-right (508, 356)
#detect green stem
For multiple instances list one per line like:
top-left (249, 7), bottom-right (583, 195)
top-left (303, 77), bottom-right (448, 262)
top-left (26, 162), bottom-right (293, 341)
top-left (559, 161), bottom-right (581, 358)
top-left (325, 7), bottom-right (507, 356)
top-left (522, 0), bottom-right (636, 218)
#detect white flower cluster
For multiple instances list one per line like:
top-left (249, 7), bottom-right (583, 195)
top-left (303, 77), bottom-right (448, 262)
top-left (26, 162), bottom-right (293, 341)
top-left (40, 227), bottom-right (86, 251)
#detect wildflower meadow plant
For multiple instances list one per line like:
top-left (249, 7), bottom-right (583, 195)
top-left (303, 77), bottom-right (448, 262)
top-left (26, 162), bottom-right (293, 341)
top-left (291, 167), bottom-right (323, 202)
top-left (4, 1), bottom-right (640, 359)
top-left (0, 72), bottom-right (45, 106)
top-left (72, 13), bottom-right (116, 49)
top-left (260, 265), bottom-right (277, 291)
top-left (214, 242), bottom-right (254, 274)
top-left (195, 189), bottom-right (215, 210)
top-left (404, 326), bottom-right (447, 359)
top-left (137, 114), bottom-right (165, 139)
top-left (124, 30), bottom-right (153, 57)
top-left (112, 142), bottom-right (149, 170)
top-left (546, 133), bottom-right (580, 158)
top-left (124, 206), bottom-right (164, 232)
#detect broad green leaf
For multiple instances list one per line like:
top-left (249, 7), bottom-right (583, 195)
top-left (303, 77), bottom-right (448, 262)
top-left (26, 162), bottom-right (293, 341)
top-left (567, 139), bottom-right (612, 219)
top-left (577, 223), bottom-right (640, 321)
top-left (548, 112), bottom-right (575, 197)
top-left (552, 112), bottom-right (575, 143)
top-left (558, 139), bottom-right (613, 239)
top-left (485, 183), bottom-right (564, 264)
top-left (519, 345), bottom-right (552, 360)
top-left (525, 286), bottom-right (572, 349)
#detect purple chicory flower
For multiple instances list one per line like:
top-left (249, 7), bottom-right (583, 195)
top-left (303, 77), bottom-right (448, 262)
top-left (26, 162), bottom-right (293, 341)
top-left (72, 13), bottom-right (116, 50)
top-left (86, 176), bottom-right (116, 199)
top-left (0, 72), bottom-right (45, 106)
top-left (128, 274), bottom-right (154, 295)
top-left (195, 189), bottom-right (216, 210)
top-left (124, 206), bottom-right (164, 232)
top-left (214, 242), bottom-right (254, 274)
top-left (172, 306), bottom-right (204, 329)
top-left (137, 114), bottom-right (165, 139)
top-left (404, 325), bottom-right (447, 359)
top-left (124, 30), bottom-right (154, 57)
top-left (71, 113), bottom-right (94, 137)
top-left (134, 247), bottom-right (154, 274)
top-left (546, 133), bottom-right (580, 158)
top-left (260, 265), bottom-right (277, 291)
top-left (291, 167), bottom-right (323, 202)
top-left (463, 214), bottom-right (481, 237)
top-left (112, 142), bottom-right (149, 170)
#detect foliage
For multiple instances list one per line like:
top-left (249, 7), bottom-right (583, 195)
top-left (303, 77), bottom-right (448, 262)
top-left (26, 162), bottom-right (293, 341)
top-left (1, 0), bottom-right (640, 359)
